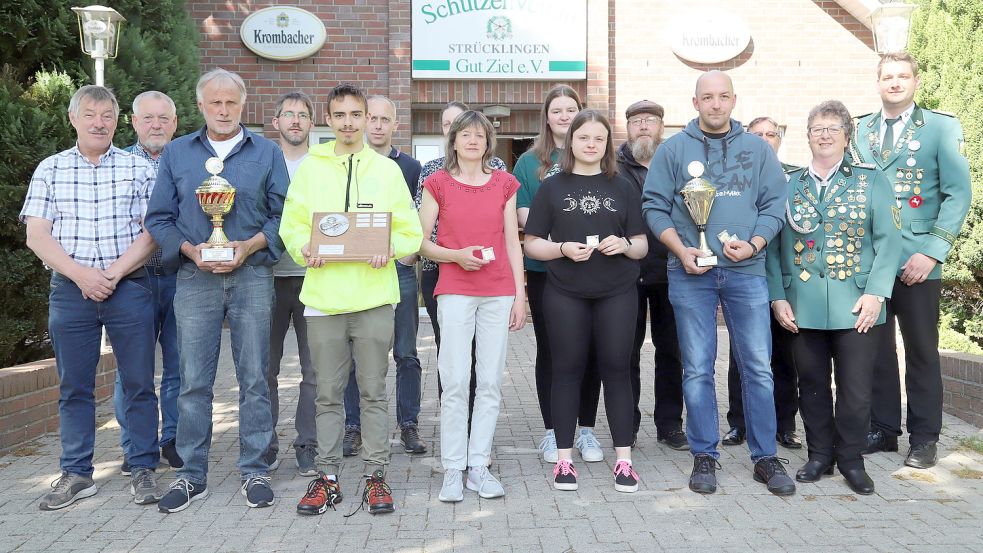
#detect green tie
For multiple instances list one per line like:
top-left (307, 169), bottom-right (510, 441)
top-left (882, 117), bottom-right (900, 161)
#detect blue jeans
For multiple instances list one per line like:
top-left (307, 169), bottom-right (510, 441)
top-left (667, 267), bottom-right (777, 462)
top-left (344, 262), bottom-right (421, 428)
top-left (49, 272), bottom-right (158, 476)
top-left (172, 263), bottom-right (274, 485)
top-left (114, 269), bottom-right (180, 451)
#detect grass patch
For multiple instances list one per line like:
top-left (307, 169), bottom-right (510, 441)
top-left (958, 436), bottom-right (983, 455)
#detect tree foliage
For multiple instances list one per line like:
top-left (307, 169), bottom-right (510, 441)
top-left (0, 1), bottom-right (200, 366)
top-left (909, 0), bottom-right (983, 349)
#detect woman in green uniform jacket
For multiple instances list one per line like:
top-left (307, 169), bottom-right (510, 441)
top-left (766, 100), bottom-right (901, 495)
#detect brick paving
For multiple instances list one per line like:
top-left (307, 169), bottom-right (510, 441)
top-left (1, 320), bottom-right (982, 552)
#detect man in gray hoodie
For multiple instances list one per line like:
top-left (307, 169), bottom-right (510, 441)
top-left (642, 71), bottom-right (795, 496)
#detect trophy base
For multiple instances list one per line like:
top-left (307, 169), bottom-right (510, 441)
top-left (202, 247), bottom-right (234, 262)
top-left (696, 255), bottom-right (718, 267)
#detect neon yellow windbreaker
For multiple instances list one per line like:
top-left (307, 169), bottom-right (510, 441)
top-left (279, 141), bottom-right (423, 315)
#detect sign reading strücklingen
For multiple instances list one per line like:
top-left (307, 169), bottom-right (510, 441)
top-left (240, 7), bottom-right (327, 62)
top-left (411, 0), bottom-right (587, 80)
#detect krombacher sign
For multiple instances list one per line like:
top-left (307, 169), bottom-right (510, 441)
top-left (669, 11), bottom-right (752, 64)
top-left (412, 0), bottom-right (587, 80)
top-left (240, 7), bottom-right (326, 62)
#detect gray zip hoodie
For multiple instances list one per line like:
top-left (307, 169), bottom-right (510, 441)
top-left (641, 118), bottom-right (786, 276)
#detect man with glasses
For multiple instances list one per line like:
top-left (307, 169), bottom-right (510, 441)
top-left (114, 91), bottom-right (183, 477)
top-left (849, 52), bottom-right (971, 470)
top-left (616, 100), bottom-right (687, 451)
top-left (721, 116), bottom-right (802, 452)
top-left (265, 91), bottom-right (319, 477)
top-left (343, 95), bottom-right (427, 455)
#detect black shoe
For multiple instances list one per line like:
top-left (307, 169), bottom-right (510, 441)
top-left (120, 457), bottom-right (132, 476)
top-left (158, 479), bottom-right (208, 513)
top-left (161, 441), bottom-right (184, 469)
top-left (905, 442), bottom-right (938, 469)
top-left (262, 449), bottom-right (281, 471)
top-left (753, 457), bottom-right (796, 496)
top-left (343, 427), bottom-right (362, 457)
top-left (776, 431), bottom-right (803, 449)
top-left (688, 454), bottom-right (720, 494)
top-left (657, 429), bottom-right (689, 451)
top-left (721, 427), bottom-right (745, 446)
top-left (841, 468), bottom-right (875, 495)
top-left (400, 425), bottom-right (428, 454)
top-left (795, 459), bottom-right (834, 483)
top-left (862, 430), bottom-right (898, 454)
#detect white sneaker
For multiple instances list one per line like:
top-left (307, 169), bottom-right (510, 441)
top-left (576, 428), bottom-right (604, 462)
top-left (438, 469), bottom-right (464, 502)
top-left (539, 430), bottom-right (559, 463)
top-left (466, 465), bottom-right (505, 498)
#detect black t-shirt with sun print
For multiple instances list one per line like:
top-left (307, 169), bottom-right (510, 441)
top-left (524, 171), bottom-right (646, 299)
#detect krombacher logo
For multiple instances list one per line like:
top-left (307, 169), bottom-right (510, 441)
top-left (252, 29), bottom-right (316, 45)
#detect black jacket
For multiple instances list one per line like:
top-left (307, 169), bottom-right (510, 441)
top-left (616, 141), bottom-right (669, 285)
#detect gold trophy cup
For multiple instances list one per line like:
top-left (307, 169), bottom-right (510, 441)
top-left (681, 161), bottom-right (718, 267)
top-left (196, 157), bottom-right (236, 262)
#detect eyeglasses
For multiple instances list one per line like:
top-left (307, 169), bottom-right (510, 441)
top-left (278, 111), bottom-right (311, 121)
top-left (628, 116), bottom-right (661, 127)
top-left (808, 125), bottom-right (845, 137)
top-left (753, 131), bottom-right (780, 139)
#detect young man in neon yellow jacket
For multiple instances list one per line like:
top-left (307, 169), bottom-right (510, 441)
top-left (279, 83), bottom-right (423, 516)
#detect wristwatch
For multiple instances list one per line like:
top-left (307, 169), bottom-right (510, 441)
top-left (875, 296), bottom-right (884, 303)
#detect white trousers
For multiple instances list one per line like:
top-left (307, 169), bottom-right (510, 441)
top-left (436, 294), bottom-right (514, 470)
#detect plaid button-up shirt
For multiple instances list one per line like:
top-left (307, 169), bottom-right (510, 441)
top-left (126, 142), bottom-right (164, 268)
top-left (19, 145), bottom-right (156, 270)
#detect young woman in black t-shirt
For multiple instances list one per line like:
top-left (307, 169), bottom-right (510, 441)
top-left (524, 109), bottom-right (649, 493)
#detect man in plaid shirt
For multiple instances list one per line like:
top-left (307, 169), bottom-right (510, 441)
top-left (112, 91), bottom-right (184, 475)
top-left (20, 85), bottom-right (163, 510)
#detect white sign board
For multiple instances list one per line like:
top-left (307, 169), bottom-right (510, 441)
top-left (668, 11), bottom-right (751, 64)
top-left (411, 0), bottom-right (587, 80)
top-left (240, 7), bottom-right (326, 61)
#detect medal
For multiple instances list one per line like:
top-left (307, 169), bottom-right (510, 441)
top-left (909, 195), bottom-right (923, 208)
top-left (806, 252), bottom-right (816, 263)
top-left (857, 228), bottom-right (865, 237)
top-left (908, 140), bottom-right (921, 151)
top-left (803, 220), bottom-right (812, 230)
top-left (838, 270), bottom-right (846, 280)
top-left (906, 157), bottom-right (916, 167)
top-left (857, 194), bottom-right (866, 202)
top-left (806, 239), bottom-right (815, 249)
top-left (794, 254), bottom-right (802, 265)
top-left (824, 223), bottom-right (833, 232)
top-left (913, 186), bottom-right (921, 195)
top-left (799, 269), bottom-right (811, 282)
top-left (794, 240), bottom-right (805, 253)
top-left (826, 254), bottom-right (836, 264)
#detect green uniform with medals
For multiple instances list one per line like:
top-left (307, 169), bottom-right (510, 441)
top-left (849, 104), bottom-right (971, 449)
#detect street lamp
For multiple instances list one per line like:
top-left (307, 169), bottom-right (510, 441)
top-left (71, 5), bottom-right (126, 86)
top-left (869, 1), bottom-right (917, 54)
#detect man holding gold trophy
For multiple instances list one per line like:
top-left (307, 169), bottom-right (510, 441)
top-left (642, 71), bottom-right (794, 496)
top-left (146, 69), bottom-right (289, 513)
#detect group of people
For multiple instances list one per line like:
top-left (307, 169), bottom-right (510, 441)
top-left (22, 50), bottom-right (970, 515)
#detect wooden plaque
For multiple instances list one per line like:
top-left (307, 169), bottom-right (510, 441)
top-left (310, 212), bottom-right (391, 262)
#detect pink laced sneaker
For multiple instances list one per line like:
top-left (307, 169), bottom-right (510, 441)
top-left (613, 460), bottom-right (639, 493)
top-left (553, 459), bottom-right (578, 491)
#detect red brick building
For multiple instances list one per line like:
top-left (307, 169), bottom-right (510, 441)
top-left (188, 0), bottom-right (884, 167)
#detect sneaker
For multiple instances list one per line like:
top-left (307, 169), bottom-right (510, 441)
top-left (295, 445), bottom-right (317, 477)
top-left (343, 426), bottom-right (362, 457)
top-left (362, 469), bottom-right (395, 514)
top-left (689, 454), bottom-right (720, 494)
top-left (39, 472), bottom-right (97, 511)
top-left (753, 457), bottom-right (796, 496)
top-left (400, 425), bottom-right (428, 454)
top-left (160, 441), bottom-right (184, 469)
top-left (130, 468), bottom-right (164, 505)
top-left (296, 473), bottom-right (343, 515)
top-left (263, 450), bottom-right (281, 472)
top-left (438, 469), bottom-right (464, 502)
top-left (158, 478), bottom-right (208, 513)
top-left (575, 428), bottom-right (604, 462)
top-left (553, 460), bottom-right (578, 491)
top-left (539, 430), bottom-right (558, 463)
top-left (657, 429), bottom-right (690, 451)
top-left (120, 457), bottom-right (132, 476)
top-left (241, 475), bottom-right (275, 508)
top-left (466, 465), bottom-right (505, 499)
top-left (613, 460), bottom-right (640, 493)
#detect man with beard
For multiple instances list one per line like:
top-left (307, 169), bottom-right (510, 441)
top-left (721, 117), bottom-right (802, 451)
top-left (265, 92), bottom-right (319, 477)
top-left (616, 100), bottom-right (687, 451)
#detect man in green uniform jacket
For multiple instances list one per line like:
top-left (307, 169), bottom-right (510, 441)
top-left (848, 52), bottom-right (972, 470)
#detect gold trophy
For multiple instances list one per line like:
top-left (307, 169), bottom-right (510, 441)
top-left (681, 160), bottom-right (718, 267)
top-left (196, 157), bottom-right (236, 262)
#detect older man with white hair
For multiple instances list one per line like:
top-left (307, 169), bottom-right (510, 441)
top-left (146, 68), bottom-right (289, 513)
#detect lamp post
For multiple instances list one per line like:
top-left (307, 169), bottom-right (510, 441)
top-left (869, 1), bottom-right (917, 54)
top-left (71, 5), bottom-right (126, 86)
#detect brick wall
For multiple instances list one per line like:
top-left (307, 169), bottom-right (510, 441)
top-left (0, 351), bottom-right (117, 453)
top-left (941, 351), bottom-right (983, 428)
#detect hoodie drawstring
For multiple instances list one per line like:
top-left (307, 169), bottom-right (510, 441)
top-left (344, 154), bottom-right (354, 211)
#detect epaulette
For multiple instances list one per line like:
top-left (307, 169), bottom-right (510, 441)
top-left (930, 109), bottom-right (956, 118)
top-left (852, 162), bottom-right (876, 170)
top-left (853, 112), bottom-right (874, 121)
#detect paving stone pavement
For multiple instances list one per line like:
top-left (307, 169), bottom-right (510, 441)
top-left (2, 319), bottom-right (983, 553)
